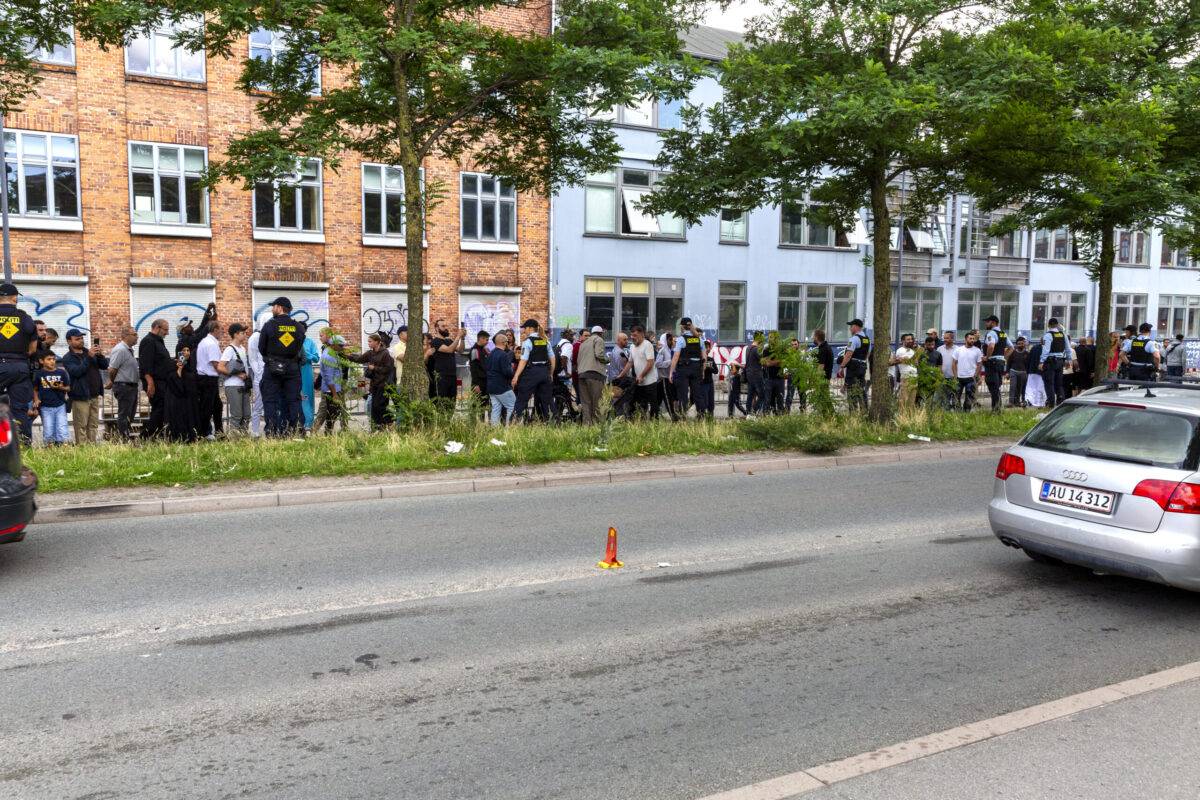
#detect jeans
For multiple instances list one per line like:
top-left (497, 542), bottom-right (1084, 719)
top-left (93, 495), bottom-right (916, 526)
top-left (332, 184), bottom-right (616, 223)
top-left (490, 390), bottom-right (516, 425)
top-left (224, 384), bottom-right (251, 432)
top-left (39, 404), bottom-right (69, 444)
top-left (71, 397), bottom-right (100, 443)
top-left (957, 377), bottom-right (977, 411)
top-left (260, 362), bottom-right (302, 436)
top-left (1167, 364), bottom-right (1185, 382)
top-left (1008, 370), bottom-right (1028, 406)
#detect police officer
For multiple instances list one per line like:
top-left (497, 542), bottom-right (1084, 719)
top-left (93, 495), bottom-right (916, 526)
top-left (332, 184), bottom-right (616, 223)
top-left (669, 317), bottom-right (706, 417)
top-left (257, 296), bottom-right (307, 436)
top-left (982, 314), bottom-right (1012, 413)
top-left (1039, 317), bottom-right (1072, 408)
top-left (512, 318), bottom-right (555, 422)
top-left (838, 318), bottom-right (871, 412)
top-left (0, 283), bottom-right (38, 442)
top-left (1121, 322), bottom-right (1160, 382)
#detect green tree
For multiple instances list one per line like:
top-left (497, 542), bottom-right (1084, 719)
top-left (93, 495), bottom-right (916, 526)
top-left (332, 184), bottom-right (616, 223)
top-left (946, 0), bottom-right (1200, 380)
top-left (173, 0), bottom-right (700, 399)
top-left (644, 0), bottom-right (995, 422)
top-left (1, 1), bottom-right (157, 113)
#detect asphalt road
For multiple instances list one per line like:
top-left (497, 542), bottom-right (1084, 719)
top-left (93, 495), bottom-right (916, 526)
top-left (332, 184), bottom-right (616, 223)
top-left (4, 456), bottom-right (1200, 799)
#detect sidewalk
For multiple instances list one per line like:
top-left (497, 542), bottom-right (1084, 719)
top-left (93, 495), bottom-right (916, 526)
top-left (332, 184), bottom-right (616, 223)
top-left (32, 437), bottom-right (1012, 523)
top-left (810, 677), bottom-right (1200, 799)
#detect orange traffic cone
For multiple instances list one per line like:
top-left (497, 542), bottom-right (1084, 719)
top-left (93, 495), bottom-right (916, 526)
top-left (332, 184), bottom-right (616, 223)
top-left (597, 526), bottom-right (624, 569)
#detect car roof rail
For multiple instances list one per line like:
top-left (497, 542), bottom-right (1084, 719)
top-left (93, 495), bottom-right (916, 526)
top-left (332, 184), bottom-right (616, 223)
top-left (1084, 378), bottom-right (1200, 399)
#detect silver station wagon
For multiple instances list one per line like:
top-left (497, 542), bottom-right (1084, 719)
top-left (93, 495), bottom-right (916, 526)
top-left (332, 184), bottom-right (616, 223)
top-left (989, 380), bottom-right (1200, 590)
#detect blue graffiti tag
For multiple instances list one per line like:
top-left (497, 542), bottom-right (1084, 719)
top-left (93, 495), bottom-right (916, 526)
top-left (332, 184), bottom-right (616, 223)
top-left (135, 302), bottom-right (210, 335)
top-left (253, 303), bottom-right (329, 333)
top-left (19, 295), bottom-right (89, 332)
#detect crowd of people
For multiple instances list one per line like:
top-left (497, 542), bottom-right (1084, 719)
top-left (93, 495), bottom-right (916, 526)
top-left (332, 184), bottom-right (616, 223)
top-left (0, 277), bottom-right (1192, 447)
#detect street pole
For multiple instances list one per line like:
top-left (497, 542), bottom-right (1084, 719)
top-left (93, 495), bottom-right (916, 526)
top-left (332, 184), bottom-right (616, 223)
top-left (894, 172), bottom-right (906, 344)
top-left (0, 112), bottom-right (12, 282)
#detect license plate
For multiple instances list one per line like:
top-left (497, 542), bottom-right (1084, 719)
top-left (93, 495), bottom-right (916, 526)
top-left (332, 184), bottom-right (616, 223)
top-left (1039, 481), bottom-right (1115, 514)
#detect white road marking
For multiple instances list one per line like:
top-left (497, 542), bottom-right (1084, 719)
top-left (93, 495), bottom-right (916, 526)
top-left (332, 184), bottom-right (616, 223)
top-left (695, 660), bottom-right (1200, 799)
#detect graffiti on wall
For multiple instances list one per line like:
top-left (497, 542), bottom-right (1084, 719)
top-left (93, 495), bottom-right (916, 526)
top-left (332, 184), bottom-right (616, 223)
top-left (253, 294), bottom-right (330, 333)
top-left (19, 286), bottom-right (90, 354)
top-left (361, 300), bottom-right (430, 340)
top-left (460, 294), bottom-right (521, 340)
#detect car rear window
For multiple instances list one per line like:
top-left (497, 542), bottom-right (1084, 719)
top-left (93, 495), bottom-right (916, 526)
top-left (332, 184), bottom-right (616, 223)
top-left (1022, 402), bottom-right (1198, 469)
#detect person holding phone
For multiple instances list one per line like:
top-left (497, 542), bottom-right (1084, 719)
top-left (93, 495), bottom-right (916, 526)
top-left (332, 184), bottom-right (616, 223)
top-left (429, 318), bottom-right (465, 410)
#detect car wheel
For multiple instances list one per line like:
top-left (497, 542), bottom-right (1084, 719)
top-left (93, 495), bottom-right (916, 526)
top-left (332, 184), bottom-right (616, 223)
top-left (1024, 548), bottom-right (1062, 565)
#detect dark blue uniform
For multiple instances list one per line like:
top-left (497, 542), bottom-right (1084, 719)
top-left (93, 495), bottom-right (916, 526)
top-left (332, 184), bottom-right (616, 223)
top-left (844, 332), bottom-right (870, 412)
top-left (674, 331), bottom-right (705, 414)
top-left (0, 304), bottom-right (38, 442)
top-left (258, 314), bottom-right (307, 436)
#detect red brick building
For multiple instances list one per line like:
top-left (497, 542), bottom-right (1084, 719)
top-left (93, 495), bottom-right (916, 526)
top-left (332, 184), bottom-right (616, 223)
top-left (5, 10), bottom-right (548, 354)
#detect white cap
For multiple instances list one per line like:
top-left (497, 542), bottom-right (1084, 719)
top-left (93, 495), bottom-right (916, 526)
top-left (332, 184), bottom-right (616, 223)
top-left (591, 325), bottom-right (604, 333)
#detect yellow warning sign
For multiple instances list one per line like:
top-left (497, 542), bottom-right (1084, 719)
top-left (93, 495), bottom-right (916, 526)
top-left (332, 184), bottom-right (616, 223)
top-left (0, 321), bottom-right (18, 339)
top-left (279, 332), bottom-right (294, 347)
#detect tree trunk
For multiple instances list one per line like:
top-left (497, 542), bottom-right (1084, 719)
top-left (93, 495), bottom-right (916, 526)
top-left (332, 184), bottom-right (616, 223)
top-left (867, 175), bottom-right (895, 423)
top-left (1092, 222), bottom-right (1115, 382)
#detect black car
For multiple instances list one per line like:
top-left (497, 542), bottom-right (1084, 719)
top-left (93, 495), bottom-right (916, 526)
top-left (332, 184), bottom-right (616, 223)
top-left (0, 397), bottom-right (37, 544)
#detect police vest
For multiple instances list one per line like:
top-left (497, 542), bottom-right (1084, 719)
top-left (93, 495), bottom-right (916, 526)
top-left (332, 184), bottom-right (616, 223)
top-left (851, 334), bottom-right (871, 361)
top-left (989, 328), bottom-right (1010, 359)
top-left (0, 305), bottom-right (33, 358)
top-left (266, 318), bottom-right (304, 358)
top-left (527, 336), bottom-right (550, 365)
top-left (1049, 330), bottom-right (1066, 354)
top-left (681, 334), bottom-right (703, 361)
top-left (1129, 337), bottom-right (1153, 365)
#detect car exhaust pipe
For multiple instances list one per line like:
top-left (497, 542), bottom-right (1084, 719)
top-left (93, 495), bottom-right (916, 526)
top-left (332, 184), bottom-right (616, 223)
top-left (997, 535), bottom-right (1023, 549)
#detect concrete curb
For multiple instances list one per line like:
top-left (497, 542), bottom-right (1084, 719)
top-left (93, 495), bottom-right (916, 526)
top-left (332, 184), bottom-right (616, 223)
top-left (32, 443), bottom-right (1009, 525)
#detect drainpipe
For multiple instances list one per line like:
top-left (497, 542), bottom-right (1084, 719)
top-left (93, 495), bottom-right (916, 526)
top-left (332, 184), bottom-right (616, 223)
top-left (0, 113), bottom-right (12, 282)
top-left (547, 0), bottom-right (557, 332)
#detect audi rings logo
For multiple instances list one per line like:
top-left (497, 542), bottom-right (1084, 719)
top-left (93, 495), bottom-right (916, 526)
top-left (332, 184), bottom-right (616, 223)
top-left (1062, 469), bottom-right (1088, 482)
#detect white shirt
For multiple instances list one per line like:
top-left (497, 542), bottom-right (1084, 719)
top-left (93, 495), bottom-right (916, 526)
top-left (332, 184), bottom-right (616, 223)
top-left (894, 346), bottom-right (918, 379)
top-left (629, 339), bottom-right (658, 386)
top-left (953, 345), bottom-right (983, 379)
top-left (558, 339), bottom-right (573, 375)
top-left (247, 331), bottom-right (265, 384)
top-left (221, 344), bottom-right (247, 387)
top-left (936, 344), bottom-right (958, 378)
top-left (196, 333), bottom-right (222, 377)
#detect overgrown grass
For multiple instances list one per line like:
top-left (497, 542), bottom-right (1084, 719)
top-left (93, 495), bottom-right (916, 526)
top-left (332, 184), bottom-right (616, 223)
top-left (24, 407), bottom-right (1041, 494)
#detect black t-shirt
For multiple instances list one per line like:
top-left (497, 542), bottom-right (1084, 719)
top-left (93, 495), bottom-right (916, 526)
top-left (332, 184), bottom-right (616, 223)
top-left (763, 346), bottom-right (783, 380)
top-left (431, 337), bottom-right (457, 377)
top-left (744, 343), bottom-right (762, 377)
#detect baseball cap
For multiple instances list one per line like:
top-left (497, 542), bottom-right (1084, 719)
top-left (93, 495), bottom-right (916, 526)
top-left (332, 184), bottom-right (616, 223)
top-left (271, 296), bottom-right (293, 311)
top-left (847, 318), bottom-right (864, 327)
top-left (329, 334), bottom-right (346, 346)
top-left (680, 317), bottom-right (693, 326)
top-left (984, 314), bottom-right (999, 324)
top-left (522, 318), bottom-right (539, 329)
top-left (591, 325), bottom-right (604, 333)
top-left (65, 328), bottom-right (84, 339)
top-left (0, 282), bottom-right (18, 297)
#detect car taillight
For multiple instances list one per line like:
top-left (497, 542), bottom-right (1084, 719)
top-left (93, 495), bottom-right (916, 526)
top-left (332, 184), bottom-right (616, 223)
top-left (1133, 479), bottom-right (1200, 514)
top-left (0, 417), bottom-right (11, 448)
top-left (995, 453), bottom-right (1025, 480)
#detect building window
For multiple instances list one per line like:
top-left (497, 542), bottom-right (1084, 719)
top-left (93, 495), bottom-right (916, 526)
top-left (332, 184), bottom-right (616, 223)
top-left (778, 284), bottom-right (856, 339)
top-left (718, 281), bottom-right (746, 342)
top-left (1111, 293), bottom-right (1148, 331)
top-left (249, 28), bottom-right (321, 94)
top-left (1156, 295), bottom-right (1200, 339)
top-left (959, 202), bottom-right (1019, 257)
top-left (583, 168), bottom-right (685, 239)
top-left (1116, 229), bottom-right (1151, 265)
top-left (780, 201), bottom-right (852, 248)
top-left (126, 18), bottom-right (205, 82)
top-left (3, 129), bottom-right (79, 219)
top-left (591, 98), bottom-right (655, 127)
top-left (362, 164), bottom-right (425, 241)
top-left (129, 142), bottom-right (208, 228)
top-left (1031, 291), bottom-right (1086, 336)
top-left (719, 209), bottom-right (747, 243)
top-left (584, 276), bottom-right (684, 338)
top-left (1034, 228), bottom-right (1083, 261)
top-left (894, 287), bottom-right (942, 336)
top-left (658, 97), bottom-right (685, 130)
top-left (254, 159), bottom-right (322, 232)
top-left (957, 289), bottom-right (1018, 335)
top-left (460, 173), bottom-right (516, 243)
top-left (27, 27), bottom-right (75, 66)
top-left (1161, 243), bottom-right (1194, 269)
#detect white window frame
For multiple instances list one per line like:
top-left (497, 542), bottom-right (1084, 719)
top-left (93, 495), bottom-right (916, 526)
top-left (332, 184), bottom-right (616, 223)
top-left (780, 199), bottom-right (854, 249)
top-left (1034, 227), bottom-right (1085, 262)
top-left (719, 208), bottom-right (748, 244)
top-left (583, 167), bottom-right (686, 241)
top-left (1031, 291), bottom-right (1087, 336)
top-left (3, 128), bottom-right (82, 231)
top-left (460, 171), bottom-right (517, 251)
top-left (1161, 243), bottom-right (1195, 269)
top-left (957, 289), bottom-right (1019, 335)
top-left (1156, 295), bottom-right (1200, 339)
top-left (777, 283), bottom-right (857, 339)
top-left (1111, 293), bottom-right (1148, 331)
top-left (361, 163), bottom-right (425, 247)
top-left (125, 18), bottom-right (206, 83)
top-left (248, 27), bottom-right (321, 95)
top-left (252, 158), bottom-right (324, 242)
top-left (27, 26), bottom-right (75, 66)
top-left (893, 287), bottom-right (943, 335)
top-left (1116, 228), bottom-right (1151, 266)
top-left (718, 281), bottom-right (747, 342)
top-left (127, 141), bottom-right (210, 237)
